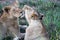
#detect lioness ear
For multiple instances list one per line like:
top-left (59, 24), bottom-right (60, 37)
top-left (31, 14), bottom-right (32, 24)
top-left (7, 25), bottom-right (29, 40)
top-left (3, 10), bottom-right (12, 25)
top-left (4, 6), bottom-right (11, 13)
top-left (13, 0), bottom-right (19, 7)
top-left (39, 13), bottom-right (44, 20)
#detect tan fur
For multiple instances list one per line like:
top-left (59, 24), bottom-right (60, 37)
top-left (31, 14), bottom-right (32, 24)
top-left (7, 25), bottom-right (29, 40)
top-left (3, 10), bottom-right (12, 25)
top-left (22, 5), bottom-right (49, 40)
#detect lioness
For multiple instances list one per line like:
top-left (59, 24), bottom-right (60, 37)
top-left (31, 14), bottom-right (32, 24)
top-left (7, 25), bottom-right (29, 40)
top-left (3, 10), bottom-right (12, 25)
top-left (22, 5), bottom-right (49, 40)
top-left (0, 5), bottom-right (22, 40)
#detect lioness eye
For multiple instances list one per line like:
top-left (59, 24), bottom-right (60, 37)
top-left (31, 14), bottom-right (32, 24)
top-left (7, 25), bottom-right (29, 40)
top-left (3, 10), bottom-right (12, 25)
top-left (31, 16), bottom-right (33, 18)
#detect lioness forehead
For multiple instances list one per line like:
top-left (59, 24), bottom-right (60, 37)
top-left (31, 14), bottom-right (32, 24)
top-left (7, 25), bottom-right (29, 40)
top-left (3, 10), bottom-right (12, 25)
top-left (14, 8), bottom-right (22, 12)
top-left (23, 5), bottom-right (33, 10)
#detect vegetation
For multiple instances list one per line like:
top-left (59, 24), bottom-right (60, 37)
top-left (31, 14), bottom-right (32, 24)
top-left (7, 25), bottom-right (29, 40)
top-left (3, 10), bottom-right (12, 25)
top-left (0, 4), bottom-right (2, 10)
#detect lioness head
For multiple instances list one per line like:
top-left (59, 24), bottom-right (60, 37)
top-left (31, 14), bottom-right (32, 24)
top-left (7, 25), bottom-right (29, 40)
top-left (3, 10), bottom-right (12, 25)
top-left (21, 5), bottom-right (44, 23)
top-left (0, 6), bottom-right (22, 19)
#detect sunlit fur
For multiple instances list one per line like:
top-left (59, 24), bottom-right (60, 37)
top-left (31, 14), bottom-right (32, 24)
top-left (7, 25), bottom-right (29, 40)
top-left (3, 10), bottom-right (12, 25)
top-left (23, 5), bottom-right (49, 40)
